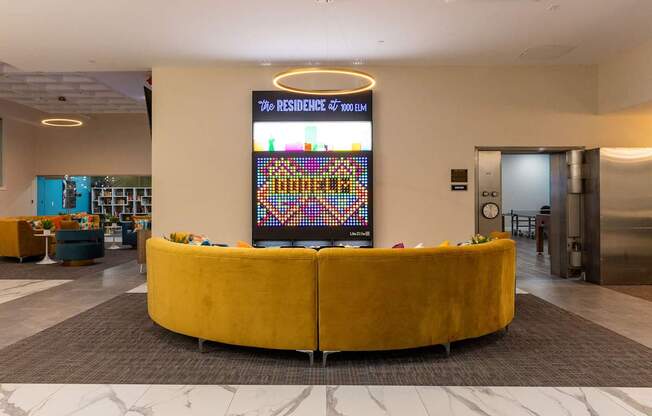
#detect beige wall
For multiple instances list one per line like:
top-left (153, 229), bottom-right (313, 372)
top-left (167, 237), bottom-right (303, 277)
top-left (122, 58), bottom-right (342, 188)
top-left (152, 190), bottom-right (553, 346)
top-left (36, 113), bottom-right (151, 176)
top-left (0, 99), bottom-right (42, 216)
top-left (599, 39), bottom-right (652, 113)
top-left (0, 118), bottom-right (38, 216)
top-left (153, 66), bottom-right (652, 246)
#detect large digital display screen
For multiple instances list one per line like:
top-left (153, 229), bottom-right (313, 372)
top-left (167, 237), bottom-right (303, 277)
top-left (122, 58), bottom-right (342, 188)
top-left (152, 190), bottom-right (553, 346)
top-left (252, 91), bottom-right (373, 242)
top-left (253, 152), bottom-right (372, 241)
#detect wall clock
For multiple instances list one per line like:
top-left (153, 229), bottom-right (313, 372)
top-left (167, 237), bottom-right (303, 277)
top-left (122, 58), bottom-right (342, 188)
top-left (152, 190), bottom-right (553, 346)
top-left (482, 202), bottom-right (500, 219)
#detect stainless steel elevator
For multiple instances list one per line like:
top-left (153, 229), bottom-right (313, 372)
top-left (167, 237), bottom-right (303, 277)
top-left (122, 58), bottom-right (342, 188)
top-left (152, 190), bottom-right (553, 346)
top-left (583, 148), bottom-right (652, 284)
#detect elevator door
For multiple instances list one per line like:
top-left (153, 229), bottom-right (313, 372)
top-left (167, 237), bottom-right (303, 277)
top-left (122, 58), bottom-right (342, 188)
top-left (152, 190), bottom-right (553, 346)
top-left (476, 151), bottom-right (502, 236)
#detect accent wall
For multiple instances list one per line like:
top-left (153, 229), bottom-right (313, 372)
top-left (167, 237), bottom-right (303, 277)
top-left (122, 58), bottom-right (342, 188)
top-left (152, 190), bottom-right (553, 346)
top-left (152, 66), bottom-right (652, 247)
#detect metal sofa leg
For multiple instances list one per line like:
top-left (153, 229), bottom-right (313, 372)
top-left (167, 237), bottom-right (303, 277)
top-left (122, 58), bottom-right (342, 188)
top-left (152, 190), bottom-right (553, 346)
top-left (198, 338), bottom-right (206, 353)
top-left (139, 264), bottom-right (145, 274)
top-left (443, 343), bottom-right (451, 357)
top-left (322, 351), bottom-right (340, 367)
top-left (19, 257), bottom-right (24, 263)
top-left (296, 350), bottom-right (315, 366)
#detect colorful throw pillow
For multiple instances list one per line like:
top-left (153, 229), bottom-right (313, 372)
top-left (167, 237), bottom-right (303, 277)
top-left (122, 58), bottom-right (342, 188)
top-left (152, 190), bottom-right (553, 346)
top-left (414, 243), bottom-right (424, 248)
top-left (236, 240), bottom-right (254, 248)
top-left (170, 232), bottom-right (190, 244)
top-left (392, 242), bottom-right (405, 249)
top-left (188, 234), bottom-right (211, 246)
top-left (51, 216), bottom-right (64, 230)
top-left (438, 240), bottom-right (450, 247)
top-left (134, 219), bottom-right (151, 230)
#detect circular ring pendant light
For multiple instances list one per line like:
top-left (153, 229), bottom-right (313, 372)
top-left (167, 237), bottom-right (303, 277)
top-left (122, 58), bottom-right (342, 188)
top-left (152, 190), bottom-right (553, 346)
top-left (273, 67), bottom-right (376, 96)
top-left (41, 118), bottom-right (84, 127)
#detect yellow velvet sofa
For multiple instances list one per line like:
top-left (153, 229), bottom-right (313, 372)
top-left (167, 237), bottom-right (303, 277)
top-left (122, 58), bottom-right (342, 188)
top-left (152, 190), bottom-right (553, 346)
top-left (146, 238), bottom-right (516, 364)
top-left (0, 214), bottom-right (100, 261)
top-left (146, 238), bottom-right (319, 355)
top-left (0, 215), bottom-right (69, 261)
top-left (317, 239), bottom-right (516, 356)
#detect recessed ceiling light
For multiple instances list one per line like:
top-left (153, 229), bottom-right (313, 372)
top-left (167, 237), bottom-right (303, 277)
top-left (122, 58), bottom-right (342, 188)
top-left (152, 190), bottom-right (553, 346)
top-left (41, 118), bottom-right (83, 127)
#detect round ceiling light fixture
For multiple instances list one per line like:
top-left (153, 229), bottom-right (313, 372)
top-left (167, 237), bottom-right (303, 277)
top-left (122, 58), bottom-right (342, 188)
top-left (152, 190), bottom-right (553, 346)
top-left (41, 118), bottom-right (84, 127)
top-left (273, 67), bottom-right (376, 96)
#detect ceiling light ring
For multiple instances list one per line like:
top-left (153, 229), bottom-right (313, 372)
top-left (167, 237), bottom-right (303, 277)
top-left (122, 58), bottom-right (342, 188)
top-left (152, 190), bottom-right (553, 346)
top-left (41, 118), bottom-right (83, 127)
top-left (273, 67), bottom-right (376, 96)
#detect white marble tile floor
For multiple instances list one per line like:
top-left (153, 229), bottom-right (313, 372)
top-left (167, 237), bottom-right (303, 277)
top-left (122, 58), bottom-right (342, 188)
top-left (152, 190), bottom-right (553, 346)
top-left (2, 384), bottom-right (650, 416)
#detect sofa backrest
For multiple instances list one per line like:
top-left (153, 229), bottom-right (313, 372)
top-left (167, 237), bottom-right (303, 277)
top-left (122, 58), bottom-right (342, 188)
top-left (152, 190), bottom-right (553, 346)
top-left (317, 239), bottom-right (516, 351)
top-left (0, 220), bottom-right (21, 257)
top-left (146, 238), bottom-right (319, 351)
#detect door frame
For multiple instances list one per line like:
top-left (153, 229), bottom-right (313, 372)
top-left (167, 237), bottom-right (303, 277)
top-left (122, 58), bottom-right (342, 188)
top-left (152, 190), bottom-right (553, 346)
top-left (474, 146), bottom-right (583, 234)
top-left (475, 146), bottom-right (584, 278)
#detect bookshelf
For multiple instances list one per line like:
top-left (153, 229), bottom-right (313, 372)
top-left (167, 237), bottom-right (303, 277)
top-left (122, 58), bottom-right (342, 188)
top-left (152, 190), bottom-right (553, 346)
top-left (91, 187), bottom-right (152, 220)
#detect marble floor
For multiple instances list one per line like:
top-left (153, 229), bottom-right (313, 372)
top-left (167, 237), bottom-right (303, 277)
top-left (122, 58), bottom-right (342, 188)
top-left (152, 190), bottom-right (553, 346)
top-left (1, 238), bottom-right (652, 415)
top-left (1, 384), bottom-right (651, 416)
top-left (0, 279), bottom-right (70, 305)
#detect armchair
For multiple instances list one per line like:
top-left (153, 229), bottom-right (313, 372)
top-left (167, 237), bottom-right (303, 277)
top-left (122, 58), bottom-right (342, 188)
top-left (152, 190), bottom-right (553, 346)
top-left (121, 221), bottom-right (138, 248)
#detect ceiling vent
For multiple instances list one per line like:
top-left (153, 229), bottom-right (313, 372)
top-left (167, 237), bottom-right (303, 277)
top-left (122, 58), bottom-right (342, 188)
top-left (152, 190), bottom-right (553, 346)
top-left (519, 45), bottom-right (576, 61)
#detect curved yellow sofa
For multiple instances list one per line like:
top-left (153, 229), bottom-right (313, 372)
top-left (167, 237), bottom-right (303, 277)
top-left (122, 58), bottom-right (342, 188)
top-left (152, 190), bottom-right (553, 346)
top-left (317, 239), bottom-right (516, 352)
top-left (147, 238), bottom-right (515, 357)
top-left (146, 238), bottom-right (318, 351)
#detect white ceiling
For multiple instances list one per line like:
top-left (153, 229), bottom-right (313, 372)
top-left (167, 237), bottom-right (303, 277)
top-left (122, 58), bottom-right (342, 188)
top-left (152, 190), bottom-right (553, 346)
top-left (1, 0), bottom-right (652, 70)
top-left (0, 64), bottom-right (147, 113)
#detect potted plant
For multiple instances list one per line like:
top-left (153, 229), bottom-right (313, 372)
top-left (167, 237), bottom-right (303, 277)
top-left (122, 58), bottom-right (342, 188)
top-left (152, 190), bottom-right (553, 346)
top-left (41, 219), bottom-right (54, 236)
top-left (470, 234), bottom-right (494, 245)
top-left (106, 215), bottom-right (119, 227)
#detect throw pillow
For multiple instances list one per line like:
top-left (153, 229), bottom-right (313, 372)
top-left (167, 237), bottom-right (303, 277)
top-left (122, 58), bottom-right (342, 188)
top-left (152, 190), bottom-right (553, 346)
top-left (392, 242), bottom-right (405, 249)
top-left (170, 232), bottom-right (190, 244)
top-left (438, 240), bottom-right (450, 247)
top-left (236, 240), bottom-right (254, 248)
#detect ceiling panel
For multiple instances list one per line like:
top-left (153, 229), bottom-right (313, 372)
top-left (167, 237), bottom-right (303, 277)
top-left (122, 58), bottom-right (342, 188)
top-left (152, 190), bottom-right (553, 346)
top-left (0, 64), bottom-right (147, 113)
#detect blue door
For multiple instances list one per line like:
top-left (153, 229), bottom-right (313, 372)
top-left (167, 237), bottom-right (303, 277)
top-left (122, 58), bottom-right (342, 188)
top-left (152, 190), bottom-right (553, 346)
top-left (37, 176), bottom-right (91, 215)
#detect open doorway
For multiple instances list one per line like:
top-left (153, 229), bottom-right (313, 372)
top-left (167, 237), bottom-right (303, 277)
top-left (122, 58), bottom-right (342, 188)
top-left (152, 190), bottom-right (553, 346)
top-left (476, 147), bottom-right (583, 280)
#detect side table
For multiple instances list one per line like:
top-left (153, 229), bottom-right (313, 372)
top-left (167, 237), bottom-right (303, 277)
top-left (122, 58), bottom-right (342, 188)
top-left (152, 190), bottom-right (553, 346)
top-left (34, 232), bottom-right (57, 265)
top-left (105, 224), bottom-right (123, 250)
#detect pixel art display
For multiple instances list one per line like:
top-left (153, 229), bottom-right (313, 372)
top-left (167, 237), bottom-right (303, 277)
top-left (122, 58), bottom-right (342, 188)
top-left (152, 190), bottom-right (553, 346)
top-left (252, 91), bottom-right (373, 242)
top-left (254, 154), bottom-right (371, 239)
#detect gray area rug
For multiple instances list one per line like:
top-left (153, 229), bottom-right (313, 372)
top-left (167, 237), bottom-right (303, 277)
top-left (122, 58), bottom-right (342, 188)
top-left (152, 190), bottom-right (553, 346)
top-left (0, 248), bottom-right (136, 280)
top-left (0, 294), bottom-right (651, 386)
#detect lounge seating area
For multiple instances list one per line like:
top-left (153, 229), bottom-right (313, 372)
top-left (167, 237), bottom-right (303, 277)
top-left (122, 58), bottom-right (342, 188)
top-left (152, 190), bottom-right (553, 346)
top-left (0, 214), bottom-right (101, 263)
top-left (147, 237), bottom-right (516, 364)
top-left (0, 215), bottom-right (96, 260)
top-left (3, 3), bottom-right (652, 412)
